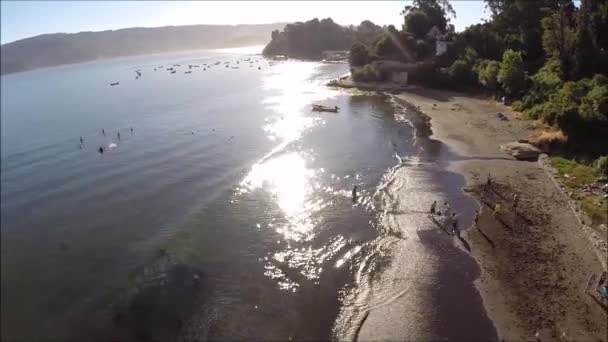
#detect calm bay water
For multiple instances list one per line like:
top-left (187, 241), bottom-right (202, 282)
top-left (1, 47), bottom-right (496, 340)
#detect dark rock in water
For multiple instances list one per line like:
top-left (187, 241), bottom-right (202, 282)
top-left (109, 254), bottom-right (206, 341)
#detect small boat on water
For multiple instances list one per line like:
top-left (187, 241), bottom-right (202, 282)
top-left (110, 82), bottom-right (119, 86)
top-left (171, 70), bottom-right (177, 74)
top-left (185, 71), bottom-right (192, 74)
top-left (312, 104), bottom-right (339, 113)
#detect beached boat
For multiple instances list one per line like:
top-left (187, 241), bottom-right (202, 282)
top-left (312, 104), bottom-right (339, 113)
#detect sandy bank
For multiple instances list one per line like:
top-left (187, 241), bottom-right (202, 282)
top-left (395, 87), bottom-right (607, 341)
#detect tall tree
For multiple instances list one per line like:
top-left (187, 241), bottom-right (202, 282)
top-left (574, 0), bottom-right (596, 78)
top-left (401, 0), bottom-right (456, 34)
top-left (541, 0), bottom-right (576, 78)
top-left (485, 0), bottom-right (557, 71)
top-left (498, 49), bottom-right (526, 96)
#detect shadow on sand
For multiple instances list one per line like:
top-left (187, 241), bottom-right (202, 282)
top-left (456, 235), bottom-right (472, 252)
top-left (587, 293), bottom-right (608, 313)
top-left (475, 227), bottom-right (496, 249)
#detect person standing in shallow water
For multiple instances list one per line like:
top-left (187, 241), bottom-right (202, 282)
top-left (130, 127), bottom-right (134, 134)
top-left (102, 129), bottom-right (105, 136)
top-left (430, 201), bottom-right (437, 215)
top-left (451, 212), bottom-right (459, 236)
top-left (117, 132), bottom-right (121, 140)
top-left (474, 210), bottom-right (480, 229)
top-left (352, 185), bottom-right (358, 202)
top-left (442, 201), bottom-right (450, 216)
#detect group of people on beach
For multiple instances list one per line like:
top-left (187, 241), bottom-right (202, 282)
top-left (78, 127), bottom-right (134, 154)
top-left (429, 200), bottom-right (469, 237)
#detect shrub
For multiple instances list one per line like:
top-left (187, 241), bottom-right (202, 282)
top-left (351, 64), bottom-right (382, 82)
top-left (593, 74), bottom-right (608, 86)
top-left (373, 33), bottom-right (402, 59)
top-left (477, 59), bottom-right (500, 90)
top-left (511, 100), bottom-right (524, 112)
top-left (448, 59), bottom-right (473, 85)
top-left (498, 49), bottom-right (526, 96)
top-left (522, 58), bottom-right (563, 109)
top-left (595, 156), bottom-right (608, 175)
top-left (579, 84), bottom-right (608, 121)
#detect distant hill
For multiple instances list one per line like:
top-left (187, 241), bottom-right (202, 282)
top-left (0, 23), bottom-right (287, 75)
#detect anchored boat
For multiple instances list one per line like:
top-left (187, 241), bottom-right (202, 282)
top-left (312, 104), bottom-right (339, 113)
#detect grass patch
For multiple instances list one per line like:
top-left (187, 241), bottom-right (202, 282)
top-left (550, 157), bottom-right (607, 226)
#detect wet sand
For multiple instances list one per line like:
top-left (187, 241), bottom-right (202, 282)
top-left (395, 87), bottom-right (608, 341)
top-left (333, 95), bottom-right (498, 341)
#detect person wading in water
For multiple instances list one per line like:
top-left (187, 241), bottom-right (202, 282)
top-left (430, 201), bottom-right (437, 215)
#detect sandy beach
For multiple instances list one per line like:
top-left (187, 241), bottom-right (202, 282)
top-left (394, 87), bottom-right (608, 341)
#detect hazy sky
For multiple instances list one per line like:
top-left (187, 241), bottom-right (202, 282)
top-left (1, 1), bottom-right (490, 44)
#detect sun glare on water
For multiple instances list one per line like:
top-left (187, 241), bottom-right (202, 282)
top-left (237, 60), bottom-right (348, 291)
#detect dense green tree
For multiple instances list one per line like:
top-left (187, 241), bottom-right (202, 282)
top-left (476, 60), bottom-right (500, 90)
top-left (405, 10), bottom-right (432, 38)
top-left (498, 49), bottom-right (526, 96)
top-left (349, 42), bottom-right (371, 66)
top-left (523, 58), bottom-right (564, 108)
top-left (452, 23), bottom-right (505, 61)
top-left (486, 0), bottom-right (558, 71)
top-left (401, 0), bottom-right (455, 35)
top-left (574, 3), bottom-right (595, 78)
top-left (355, 20), bottom-right (385, 45)
top-left (574, 0), bottom-right (608, 77)
top-left (263, 17), bottom-right (356, 59)
top-left (415, 39), bottom-right (433, 59)
top-left (448, 47), bottom-right (479, 86)
top-left (373, 33), bottom-right (403, 59)
top-left (541, 1), bottom-right (576, 78)
top-left (449, 60), bottom-right (473, 85)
